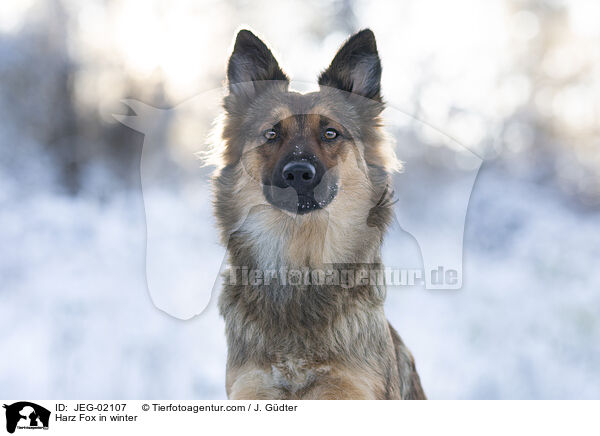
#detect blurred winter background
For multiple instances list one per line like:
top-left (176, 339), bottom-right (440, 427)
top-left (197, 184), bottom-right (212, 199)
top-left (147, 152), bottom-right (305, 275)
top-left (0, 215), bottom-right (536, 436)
top-left (1, 0), bottom-right (599, 399)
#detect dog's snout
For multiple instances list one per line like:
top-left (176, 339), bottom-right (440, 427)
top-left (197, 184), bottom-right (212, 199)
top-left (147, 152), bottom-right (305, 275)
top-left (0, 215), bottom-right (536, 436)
top-left (266, 153), bottom-right (336, 214)
top-left (282, 161), bottom-right (316, 190)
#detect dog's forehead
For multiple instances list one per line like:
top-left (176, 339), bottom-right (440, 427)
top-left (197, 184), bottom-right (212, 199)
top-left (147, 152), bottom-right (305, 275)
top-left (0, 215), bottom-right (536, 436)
top-left (250, 90), bottom-right (354, 126)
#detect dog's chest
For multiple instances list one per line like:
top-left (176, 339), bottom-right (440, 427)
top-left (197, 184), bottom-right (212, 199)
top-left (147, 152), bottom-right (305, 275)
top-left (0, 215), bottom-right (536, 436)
top-left (269, 359), bottom-right (331, 393)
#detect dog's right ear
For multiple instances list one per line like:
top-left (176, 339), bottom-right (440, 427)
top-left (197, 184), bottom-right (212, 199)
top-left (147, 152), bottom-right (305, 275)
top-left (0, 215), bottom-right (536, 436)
top-left (227, 29), bottom-right (289, 100)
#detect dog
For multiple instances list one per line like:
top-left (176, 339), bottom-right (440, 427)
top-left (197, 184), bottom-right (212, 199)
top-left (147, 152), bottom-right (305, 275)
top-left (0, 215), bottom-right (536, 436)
top-left (212, 28), bottom-right (425, 399)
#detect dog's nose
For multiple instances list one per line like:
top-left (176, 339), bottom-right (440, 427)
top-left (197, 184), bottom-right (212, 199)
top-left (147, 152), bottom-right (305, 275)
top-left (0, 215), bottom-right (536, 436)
top-left (282, 161), bottom-right (317, 191)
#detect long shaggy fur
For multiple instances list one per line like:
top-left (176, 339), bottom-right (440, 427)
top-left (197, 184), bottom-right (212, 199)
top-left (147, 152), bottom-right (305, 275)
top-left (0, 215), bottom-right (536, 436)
top-left (212, 28), bottom-right (425, 400)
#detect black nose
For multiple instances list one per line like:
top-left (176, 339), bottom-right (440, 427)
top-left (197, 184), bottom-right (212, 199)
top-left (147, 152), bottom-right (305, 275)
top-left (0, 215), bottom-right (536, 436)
top-left (282, 161), bottom-right (317, 191)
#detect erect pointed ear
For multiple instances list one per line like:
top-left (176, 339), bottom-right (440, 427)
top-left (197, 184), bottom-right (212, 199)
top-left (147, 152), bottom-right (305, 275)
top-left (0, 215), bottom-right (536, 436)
top-left (227, 29), bottom-right (289, 99)
top-left (318, 29), bottom-right (382, 101)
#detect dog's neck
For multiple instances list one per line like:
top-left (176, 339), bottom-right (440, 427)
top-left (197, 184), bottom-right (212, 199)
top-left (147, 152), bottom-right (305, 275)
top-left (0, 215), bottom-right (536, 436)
top-left (228, 204), bottom-right (383, 272)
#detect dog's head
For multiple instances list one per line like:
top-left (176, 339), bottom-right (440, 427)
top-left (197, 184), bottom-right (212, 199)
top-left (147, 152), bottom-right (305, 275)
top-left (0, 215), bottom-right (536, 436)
top-left (213, 29), bottom-right (399, 264)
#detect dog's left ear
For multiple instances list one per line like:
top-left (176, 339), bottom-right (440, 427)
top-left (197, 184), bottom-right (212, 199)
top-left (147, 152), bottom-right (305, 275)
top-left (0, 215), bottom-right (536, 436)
top-left (318, 29), bottom-right (382, 101)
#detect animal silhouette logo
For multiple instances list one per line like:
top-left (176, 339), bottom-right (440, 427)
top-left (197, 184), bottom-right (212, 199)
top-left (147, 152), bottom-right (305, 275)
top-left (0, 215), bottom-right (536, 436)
top-left (114, 33), bottom-right (483, 320)
top-left (115, 91), bottom-right (482, 320)
top-left (3, 402), bottom-right (50, 433)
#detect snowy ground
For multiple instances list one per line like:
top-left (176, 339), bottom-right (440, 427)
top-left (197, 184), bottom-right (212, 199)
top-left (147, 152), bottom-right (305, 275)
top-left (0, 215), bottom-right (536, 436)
top-left (387, 166), bottom-right (600, 399)
top-left (0, 158), bottom-right (599, 399)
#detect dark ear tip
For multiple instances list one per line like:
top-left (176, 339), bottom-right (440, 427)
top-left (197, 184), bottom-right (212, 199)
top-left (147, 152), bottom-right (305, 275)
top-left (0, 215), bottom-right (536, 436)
top-left (356, 28), bottom-right (375, 39)
top-left (233, 29), bottom-right (261, 49)
top-left (235, 29), bottom-right (256, 40)
top-left (350, 28), bottom-right (377, 52)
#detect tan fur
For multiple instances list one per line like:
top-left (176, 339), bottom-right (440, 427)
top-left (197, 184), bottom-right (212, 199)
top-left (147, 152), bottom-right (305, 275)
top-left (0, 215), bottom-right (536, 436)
top-left (228, 134), bottom-right (380, 268)
top-left (227, 364), bottom-right (386, 400)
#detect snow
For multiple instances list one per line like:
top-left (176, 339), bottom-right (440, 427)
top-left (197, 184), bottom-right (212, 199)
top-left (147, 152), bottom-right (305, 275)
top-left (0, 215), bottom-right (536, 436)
top-left (1, 0), bottom-right (599, 400)
top-left (1, 158), bottom-right (599, 399)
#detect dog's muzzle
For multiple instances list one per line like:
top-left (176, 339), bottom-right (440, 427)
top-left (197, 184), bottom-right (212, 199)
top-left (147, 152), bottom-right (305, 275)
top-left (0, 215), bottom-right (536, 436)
top-left (263, 154), bottom-right (338, 214)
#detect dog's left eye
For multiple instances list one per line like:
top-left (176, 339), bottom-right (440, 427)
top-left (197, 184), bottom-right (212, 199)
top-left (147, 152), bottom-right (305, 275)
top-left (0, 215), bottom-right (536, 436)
top-left (322, 128), bottom-right (339, 140)
top-left (263, 129), bottom-right (278, 141)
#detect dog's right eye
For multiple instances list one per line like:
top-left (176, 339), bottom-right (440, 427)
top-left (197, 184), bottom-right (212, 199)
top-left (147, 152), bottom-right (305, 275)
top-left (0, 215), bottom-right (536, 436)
top-left (263, 129), bottom-right (278, 141)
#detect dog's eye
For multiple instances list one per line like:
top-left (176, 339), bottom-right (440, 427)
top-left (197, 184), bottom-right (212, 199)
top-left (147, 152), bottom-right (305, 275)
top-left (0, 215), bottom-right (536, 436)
top-left (263, 129), bottom-right (278, 141)
top-left (322, 128), bottom-right (339, 141)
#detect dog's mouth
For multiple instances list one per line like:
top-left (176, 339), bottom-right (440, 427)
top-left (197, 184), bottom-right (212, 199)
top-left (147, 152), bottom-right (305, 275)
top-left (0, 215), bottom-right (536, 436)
top-left (263, 183), bottom-right (338, 215)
